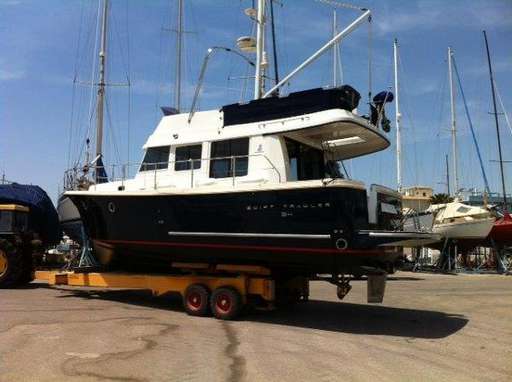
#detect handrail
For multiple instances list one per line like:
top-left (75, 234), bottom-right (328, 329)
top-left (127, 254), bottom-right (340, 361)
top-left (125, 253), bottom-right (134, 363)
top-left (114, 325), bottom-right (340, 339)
top-left (63, 153), bottom-right (283, 191)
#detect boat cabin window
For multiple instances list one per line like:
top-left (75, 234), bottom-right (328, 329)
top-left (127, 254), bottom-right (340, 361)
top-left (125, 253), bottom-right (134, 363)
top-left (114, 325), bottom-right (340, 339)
top-left (175, 144), bottom-right (202, 171)
top-left (140, 146), bottom-right (170, 172)
top-left (285, 138), bottom-right (343, 180)
top-left (285, 138), bottom-right (325, 181)
top-left (210, 138), bottom-right (249, 178)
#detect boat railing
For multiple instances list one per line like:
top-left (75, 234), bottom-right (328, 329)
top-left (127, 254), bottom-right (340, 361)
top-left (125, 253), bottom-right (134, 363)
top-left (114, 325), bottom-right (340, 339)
top-left (64, 154), bottom-right (282, 191)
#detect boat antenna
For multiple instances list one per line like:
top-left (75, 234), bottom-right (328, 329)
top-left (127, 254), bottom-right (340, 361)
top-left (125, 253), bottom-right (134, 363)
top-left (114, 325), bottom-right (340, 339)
top-left (95, 0), bottom-right (108, 183)
top-left (393, 38), bottom-right (402, 193)
top-left (254, 0), bottom-right (266, 99)
top-left (332, 10), bottom-right (338, 87)
top-left (269, 0), bottom-right (280, 93)
top-left (175, 0), bottom-right (184, 112)
top-left (447, 46), bottom-right (459, 195)
top-left (483, 30), bottom-right (508, 211)
top-left (188, 47), bottom-right (255, 123)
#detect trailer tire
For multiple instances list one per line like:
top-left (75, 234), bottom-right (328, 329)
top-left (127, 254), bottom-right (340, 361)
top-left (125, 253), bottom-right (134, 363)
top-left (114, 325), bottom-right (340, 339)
top-left (0, 243), bottom-right (25, 288)
top-left (183, 284), bottom-right (211, 317)
top-left (211, 287), bottom-right (243, 320)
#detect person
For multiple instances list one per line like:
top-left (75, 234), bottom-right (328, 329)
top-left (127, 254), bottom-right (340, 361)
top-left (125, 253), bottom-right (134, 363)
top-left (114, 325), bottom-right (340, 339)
top-left (372, 91), bottom-right (394, 132)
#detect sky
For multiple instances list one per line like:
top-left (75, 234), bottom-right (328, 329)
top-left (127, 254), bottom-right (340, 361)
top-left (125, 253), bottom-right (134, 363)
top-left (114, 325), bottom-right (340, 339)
top-left (1, 0), bottom-right (511, 204)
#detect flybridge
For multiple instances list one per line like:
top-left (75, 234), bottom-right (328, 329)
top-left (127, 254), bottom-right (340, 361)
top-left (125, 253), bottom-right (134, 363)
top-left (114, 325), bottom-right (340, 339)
top-left (221, 86), bottom-right (362, 127)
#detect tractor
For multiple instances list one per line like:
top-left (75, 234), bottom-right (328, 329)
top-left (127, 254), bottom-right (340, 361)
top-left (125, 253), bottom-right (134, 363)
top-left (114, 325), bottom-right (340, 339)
top-left (0, 204), bottom-right (42, 287)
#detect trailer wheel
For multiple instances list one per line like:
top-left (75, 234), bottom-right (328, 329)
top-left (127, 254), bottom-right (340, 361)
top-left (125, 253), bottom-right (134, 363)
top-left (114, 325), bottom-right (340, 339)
top-left (211, 287), bottom-right (243, 320)
top-left (183, 284), bottom-right (211, 317)
top-left (0, 244), bottom-right (25, 288)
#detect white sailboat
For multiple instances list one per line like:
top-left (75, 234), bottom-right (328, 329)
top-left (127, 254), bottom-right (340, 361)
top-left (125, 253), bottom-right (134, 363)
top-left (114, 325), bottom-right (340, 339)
top-left (428, 48), bottom-right (495, 242)
top-left (429, 202), bottom-right (495, 239)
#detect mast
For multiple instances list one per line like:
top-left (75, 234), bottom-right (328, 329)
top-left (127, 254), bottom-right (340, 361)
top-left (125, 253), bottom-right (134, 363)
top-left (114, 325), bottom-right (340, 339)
top-left (332, 10), bottom-right (338, 87)
top-left (175, 0), bottom-right (183, 111)
top-left (446, 154), bottom-right (450, 195)
top-left (483, 30), bottom-right (508, 210)
top-left (269, 0), bottom-right (279, 89)
top-left (254, 0), bottom-right (266, 99)
top-left (95, 0), bottom-right (108, 181)
top-left (393, 38), bottom-right (402, 192)
top-left (448, 46), bottom-right (459, 195)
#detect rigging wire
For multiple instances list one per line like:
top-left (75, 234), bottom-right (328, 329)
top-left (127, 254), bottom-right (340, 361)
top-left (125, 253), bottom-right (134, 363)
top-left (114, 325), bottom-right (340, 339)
top-left (154, 8), bottom-right (167, 126)
top-left (85, 0), bottom-right (102, 153)
top-left (367, 13), bottom-right (372, 115)
top-left (125, 0), bottom-right (131, 166)
top-left (67, 0), bottom-right (86, 169)
top-left (452, 56), bottom-right (491, 194)
top-left (397, 50), bottom-right (419, 188)
top-left (104, 93), bottom-right (121, 166)
top-left (494, 79), bottom-right (512, 138)
top-left (314, 0), bottom-right (366, 12)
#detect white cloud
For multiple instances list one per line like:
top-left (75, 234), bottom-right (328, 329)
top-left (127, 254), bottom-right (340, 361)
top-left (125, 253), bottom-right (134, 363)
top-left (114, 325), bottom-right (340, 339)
top-left (375, 1), bottom-right (512, 34)
top-left (0, 68), bottom-right (25, 81)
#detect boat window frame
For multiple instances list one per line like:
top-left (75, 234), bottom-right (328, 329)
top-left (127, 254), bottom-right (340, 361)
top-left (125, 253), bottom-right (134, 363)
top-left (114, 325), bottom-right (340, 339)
top-left (209, 138), bottom-right (249, 179)
top-left (284, 137), bottom-right (326, 181)
top-left (174, 144), bottom-right (202, 171)
top-left (139, 145), bottom-right (171, 172)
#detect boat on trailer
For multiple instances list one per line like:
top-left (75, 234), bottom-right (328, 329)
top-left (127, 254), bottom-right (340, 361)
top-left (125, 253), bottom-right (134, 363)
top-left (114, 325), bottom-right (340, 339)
top-left (63, 3), bottom-right (435, 277)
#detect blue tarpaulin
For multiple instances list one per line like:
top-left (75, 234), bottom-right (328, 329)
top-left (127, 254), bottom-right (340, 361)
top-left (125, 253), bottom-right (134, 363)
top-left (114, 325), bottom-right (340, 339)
top-left (0, 183), bottom-right (60, 245)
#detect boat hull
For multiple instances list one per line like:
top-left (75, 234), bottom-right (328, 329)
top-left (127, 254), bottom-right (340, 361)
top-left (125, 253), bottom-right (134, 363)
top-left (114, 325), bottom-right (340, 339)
top-left (432, 217), bottom-right (495, 240)
top-left (69, 185), bottom-right (403, 275)
top-left (488, 214), bottom-right (512, 246)
top-left (57, 194), bottom-right (83, 243)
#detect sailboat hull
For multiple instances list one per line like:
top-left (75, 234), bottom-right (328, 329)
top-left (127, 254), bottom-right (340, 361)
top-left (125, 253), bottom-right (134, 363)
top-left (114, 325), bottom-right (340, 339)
top-left (432, 217), bottom-right (495, 240)
top-left (488, 214), bottom-right (512, 246)
top-left (68, 185), bottom-right (405, 275)
top-left (57, 194), bottom-right (83, 243)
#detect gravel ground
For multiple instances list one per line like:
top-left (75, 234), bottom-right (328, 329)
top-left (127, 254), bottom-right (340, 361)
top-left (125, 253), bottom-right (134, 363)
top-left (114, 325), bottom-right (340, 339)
top-left (0, 271), bottom-right (510, 382)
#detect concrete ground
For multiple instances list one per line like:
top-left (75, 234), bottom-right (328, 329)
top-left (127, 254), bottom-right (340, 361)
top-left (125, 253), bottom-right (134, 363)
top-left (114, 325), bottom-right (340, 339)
top-left (0, 272), bottom-right (510, 382)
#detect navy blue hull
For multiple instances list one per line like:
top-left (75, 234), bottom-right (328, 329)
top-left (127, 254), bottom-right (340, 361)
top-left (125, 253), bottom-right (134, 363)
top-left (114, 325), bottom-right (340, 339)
top-left (70, 186), bottom-right (401, 275)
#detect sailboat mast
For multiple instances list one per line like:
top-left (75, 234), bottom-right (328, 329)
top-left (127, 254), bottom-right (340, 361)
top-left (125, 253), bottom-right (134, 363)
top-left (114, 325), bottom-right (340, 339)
top-left (269, 0), bottom-right (279, 89)
top-left (254, 0), bottom-right (266, 99)
top-left (332, 10), bottom-right (338, 87)
top-left (448, 46), bottom-right (459, 195)
top-left (394, 38), bottom-right (402, 192)
top-left (483, 30), bottom-right (508, 210)
top-left (95, 0), bottom-right (108, 161)
top-left (446, 154), bottom-right (451, 195)
top-left (175, 0), bottom-right (183, 112)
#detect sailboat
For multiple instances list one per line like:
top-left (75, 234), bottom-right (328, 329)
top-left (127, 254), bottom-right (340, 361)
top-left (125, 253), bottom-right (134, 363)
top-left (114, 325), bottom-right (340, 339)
top-left (63, 3), bottom-right (435, 276)
top-left (57, 0), bottom-right (111, 242)
top-left (482, 30), bottom-right (512, 247)
top-left (427, 47), bottom-right (495, 243)
top-left (392, 38), bottom-right (440, 247)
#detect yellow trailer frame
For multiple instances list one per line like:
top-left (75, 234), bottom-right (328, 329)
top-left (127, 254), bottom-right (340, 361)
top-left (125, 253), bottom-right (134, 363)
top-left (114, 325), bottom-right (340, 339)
top-left (34, 263), bottom-right (284, 320)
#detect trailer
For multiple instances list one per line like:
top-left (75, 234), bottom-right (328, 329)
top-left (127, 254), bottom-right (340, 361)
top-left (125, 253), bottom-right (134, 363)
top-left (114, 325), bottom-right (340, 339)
top-left (34, 263), bottom-right (313, 320)
top-left (32, 262), bottom-right (387, 320)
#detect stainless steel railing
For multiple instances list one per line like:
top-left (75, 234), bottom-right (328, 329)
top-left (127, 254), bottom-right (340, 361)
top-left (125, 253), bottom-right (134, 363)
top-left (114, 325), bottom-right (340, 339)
top-left (63, 154), bottom-right (282, 191)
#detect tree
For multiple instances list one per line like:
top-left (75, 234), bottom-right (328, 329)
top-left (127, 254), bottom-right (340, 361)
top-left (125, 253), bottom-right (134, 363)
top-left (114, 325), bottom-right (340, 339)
top-left (430, 193), bottom-right (454, 204)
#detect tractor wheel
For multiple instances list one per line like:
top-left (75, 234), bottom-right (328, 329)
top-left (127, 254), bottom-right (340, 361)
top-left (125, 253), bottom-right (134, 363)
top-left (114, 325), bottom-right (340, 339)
top-left (0, 241), bottom-right (33, 288)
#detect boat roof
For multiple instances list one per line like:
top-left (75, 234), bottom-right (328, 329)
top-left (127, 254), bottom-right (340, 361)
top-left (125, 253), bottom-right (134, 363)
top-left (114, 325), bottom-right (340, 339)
top-left (428, 202), bottom-right (491, 218)
top-left (143, 87), bottom-right (389, 161)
